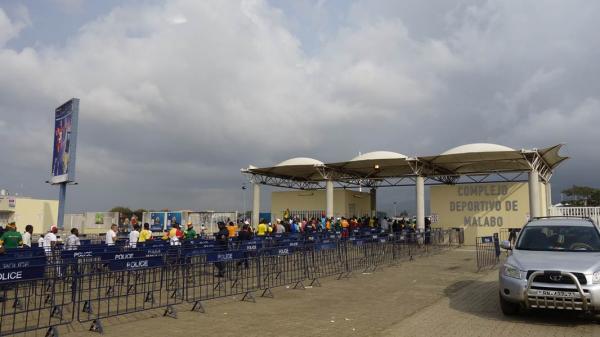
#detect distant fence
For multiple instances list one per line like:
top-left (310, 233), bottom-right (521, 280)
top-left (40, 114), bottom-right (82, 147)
top-left (0, 228), bottom-right (457, 335)
top-left (548, 206), bottom-right (600, 224)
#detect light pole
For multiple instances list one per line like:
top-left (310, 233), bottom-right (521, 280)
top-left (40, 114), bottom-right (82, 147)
top-left (393, 201), bottom-right (397, 218)
top-left (241, 183), bottom-right (247, 221)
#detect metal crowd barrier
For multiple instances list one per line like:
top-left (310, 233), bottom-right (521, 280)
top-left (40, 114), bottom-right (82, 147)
top-left (475, 233), bottom-right (501, 271)
top-left (0, 228), bottom-right (458, 335)
top-left (0, 249), bottom-right (72, 337)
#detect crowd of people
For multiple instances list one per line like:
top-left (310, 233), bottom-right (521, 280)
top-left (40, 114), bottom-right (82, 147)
top-left (0, 222), bottom-right (83, 253)
top-left (0, 214), bottom-right (432, 253)
top-left (225, 215), bottom-right (431, 238)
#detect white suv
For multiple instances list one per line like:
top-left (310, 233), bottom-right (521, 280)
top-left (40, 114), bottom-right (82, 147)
top-left (499, 217), bottom-right (600, 315)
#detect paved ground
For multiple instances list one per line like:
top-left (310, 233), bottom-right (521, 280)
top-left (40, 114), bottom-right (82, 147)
top-left (57, 249), bottom-right (599, 337)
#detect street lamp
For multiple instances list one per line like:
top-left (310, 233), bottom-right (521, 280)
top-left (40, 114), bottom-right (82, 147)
top-left (241, 183), bottom-right (247, 221)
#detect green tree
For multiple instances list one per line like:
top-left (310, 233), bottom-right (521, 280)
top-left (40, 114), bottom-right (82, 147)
top-left (133, 208), bottom-right (147, 220)
top-left (109, 206), bottom-right (133, 219)
top-left (562, 185), bottom-right (600, 206)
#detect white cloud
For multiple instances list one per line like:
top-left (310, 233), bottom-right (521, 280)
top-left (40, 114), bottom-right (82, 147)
top-left (0, 7), bottom-right (30, 47)
top-left (169, 15), bottom-right (187, 25)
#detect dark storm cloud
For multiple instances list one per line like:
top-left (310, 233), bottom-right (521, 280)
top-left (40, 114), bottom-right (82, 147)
top-left (0, 0), bottom-right (599, 214)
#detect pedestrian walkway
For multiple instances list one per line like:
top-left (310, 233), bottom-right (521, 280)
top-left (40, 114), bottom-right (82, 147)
top-left (62, 249), bottom-right (599, 337)
top-left (381, 270), bottom-right (600, 337)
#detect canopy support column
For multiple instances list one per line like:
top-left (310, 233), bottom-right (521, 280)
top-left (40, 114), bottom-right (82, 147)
top-left (416, 176), bottom-right (425, 230)
top-left (545, 182), bottom-right (552, 211)
top-left (252, 182), bottom-right (260, 226)
top-left (529, 170), bottom-right (541, 218)
top-left (370, 188), bottom-right (377, 217)
top-left (326, 180), bottom-right (334, 218)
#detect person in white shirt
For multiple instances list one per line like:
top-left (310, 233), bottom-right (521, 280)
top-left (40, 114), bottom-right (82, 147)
top-left (43, 225), bottom-right (58, 255)
top-left (22, 225), bottom-right (33, 247)
top-left (381, 217), bottom-right (389, 232)
top-left (105, 224), bottom-right (117, 246)
top-left (37, 235), bottom-right (45, 248)
top-left (129, 225), bottom-right (140, 248)
top-left (276, 221), bottom-right (286, 234)
top-left (65, 228), bottom-right (81, 250)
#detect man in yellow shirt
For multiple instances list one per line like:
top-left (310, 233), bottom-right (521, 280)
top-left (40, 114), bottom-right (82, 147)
top-left (256, 220), bottom-right (267, 236)
top-left (139, 223), bottom-right (153, 242)
top-left (226, 222), bottom-right (237, 238)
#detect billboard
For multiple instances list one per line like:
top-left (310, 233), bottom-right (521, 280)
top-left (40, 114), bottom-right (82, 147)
top-left (50, 98), bottom-right (80, 184)
top-left (150, 212), bottom-right (165, 232)
top-left (166, 212), bottom-right (182, 229)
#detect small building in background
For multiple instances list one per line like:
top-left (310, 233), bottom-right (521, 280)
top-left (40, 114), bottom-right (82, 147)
top-left (64, 212), bottom-right (120, 235)
top-left (0, 189), bottom-right (58, 234)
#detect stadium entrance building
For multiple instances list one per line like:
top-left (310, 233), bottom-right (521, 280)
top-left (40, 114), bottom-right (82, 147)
top-left (243, 143), bottom-right (568, 245)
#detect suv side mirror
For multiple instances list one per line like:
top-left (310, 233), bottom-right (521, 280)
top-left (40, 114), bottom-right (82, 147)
top-left (500, 240), bottom-right (512, 250)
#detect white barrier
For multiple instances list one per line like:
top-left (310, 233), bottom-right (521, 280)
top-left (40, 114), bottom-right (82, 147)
top-left (548, 206), bottom-right (600, 224)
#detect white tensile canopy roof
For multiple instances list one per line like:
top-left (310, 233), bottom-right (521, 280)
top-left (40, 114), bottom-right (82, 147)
top-left (243, 143), bottom-right (568, 188)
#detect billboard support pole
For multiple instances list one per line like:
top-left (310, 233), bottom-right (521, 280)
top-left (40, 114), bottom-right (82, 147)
top-left (57, 182), bottom-right (67, 229)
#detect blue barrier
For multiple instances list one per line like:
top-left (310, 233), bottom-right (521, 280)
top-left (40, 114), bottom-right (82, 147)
top-left (107, 256), bottom-right (164, 271)
top-left (101, 250), bottom-right (147, 261)
top-left (0, 256), bottom-right (47, 269)
top-left (206, 251), bottom-right (244, 263)
top-left (0, 247), bottom-right (46, 259)
top-left (0, 264), bottom-right (46, 284)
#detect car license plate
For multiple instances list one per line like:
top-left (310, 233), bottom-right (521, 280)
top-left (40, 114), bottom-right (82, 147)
top-left (531, 290), bottom-right (579, 298)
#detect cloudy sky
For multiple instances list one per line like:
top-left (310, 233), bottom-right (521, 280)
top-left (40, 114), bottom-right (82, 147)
top-left (0, 0), bottom-right (599, 214)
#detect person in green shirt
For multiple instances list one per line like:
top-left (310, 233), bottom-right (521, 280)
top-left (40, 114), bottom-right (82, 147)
top-left (184, 222), bottom-right (197, 240)
top-left (0, 222), bottom-right (22, 249)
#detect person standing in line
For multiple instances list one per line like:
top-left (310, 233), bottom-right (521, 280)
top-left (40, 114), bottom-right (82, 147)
top-left (37, 234), bottom-right (45, 247)
top-left (184, 222), bottom-right (197, 240)
top-left (105, 224), bottom-right (117, 246)
top-left (0, 223), bottom-right (22, 249)
top-left (129, 224), bottom-right (140, 248)
top-left (256, 219), bottom-right (267, 236)
top-left (139, 223), bottom-right (153, 243)
top-left (65, 228), bottom-right (81, 250)
top-left (236, 223), bottom-right (253, 269)
top-left (341, 217), bottom-right (350, 238)
top-left (22, 225), bottom-right (33, 247)
top-left (226, 221), bottom-right (237, 238)
top-left (168, 223), bottom-right (183, 246)
top-left (276, 220), bottom-right (286, 234)
top-left (215, 222), bottom-right (229, 277)
top-left (43, 225), bottom-right (58, 254)
top-left (381, 217), bottom-right (389, 233)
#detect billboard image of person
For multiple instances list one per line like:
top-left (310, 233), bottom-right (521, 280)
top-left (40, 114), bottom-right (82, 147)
top-left (166, 212), bottom-right (182, 230)
top-left (150, 212), bottom-right (165, 232)
top-left (50, 98), bottom-right (80, 184)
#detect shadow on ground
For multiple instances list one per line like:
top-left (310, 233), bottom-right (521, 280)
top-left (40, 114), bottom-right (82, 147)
top-left (444, 279), bottom-right (600, 326)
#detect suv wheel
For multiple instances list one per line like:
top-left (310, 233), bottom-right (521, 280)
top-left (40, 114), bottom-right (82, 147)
top-left (499, 293), bottom-right (520, 315)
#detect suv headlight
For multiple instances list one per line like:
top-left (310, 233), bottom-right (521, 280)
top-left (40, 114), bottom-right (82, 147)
top-left (502, 264), bottom-right (522, 279)
top-left (593, 271), bottom-right (600, 284)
